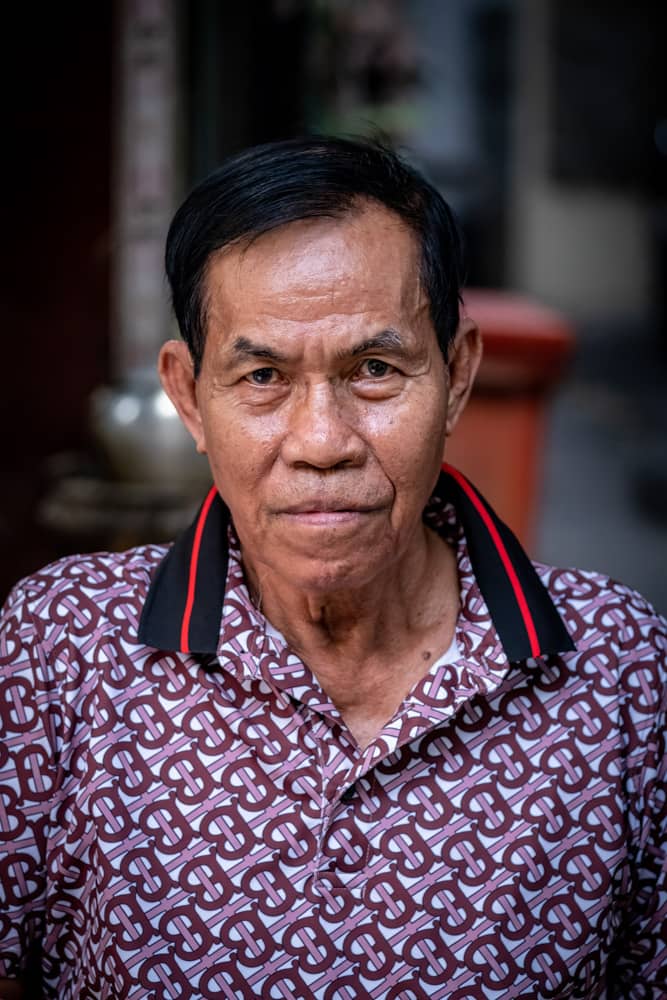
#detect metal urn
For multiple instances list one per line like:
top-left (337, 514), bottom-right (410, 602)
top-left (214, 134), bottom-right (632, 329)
top-left (89, 367), bottom-right (210, 490)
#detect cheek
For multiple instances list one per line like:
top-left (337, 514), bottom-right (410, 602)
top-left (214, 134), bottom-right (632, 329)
top-left (363, 391), bottom-right (448, 477)
top-left (200, 409), bottom-right (280, 488)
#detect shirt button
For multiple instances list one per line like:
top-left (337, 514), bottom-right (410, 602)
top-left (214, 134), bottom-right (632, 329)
top-left (341, 784), bottom-right (355, 803)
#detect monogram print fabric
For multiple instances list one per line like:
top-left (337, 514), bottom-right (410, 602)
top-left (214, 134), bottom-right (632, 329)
top-left (1, 495), bottom-right (666, 999)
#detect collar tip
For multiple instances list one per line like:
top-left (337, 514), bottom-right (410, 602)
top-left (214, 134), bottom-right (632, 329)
top-left (505, 638), bottom-right (577, 663)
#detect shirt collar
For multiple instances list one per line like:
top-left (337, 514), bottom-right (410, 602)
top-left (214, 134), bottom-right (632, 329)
top-left (137, 464), bottom-right (575, 662)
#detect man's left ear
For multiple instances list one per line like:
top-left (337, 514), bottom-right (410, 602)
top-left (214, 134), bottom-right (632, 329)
top-left (445, 316), bottom-right (482, 437)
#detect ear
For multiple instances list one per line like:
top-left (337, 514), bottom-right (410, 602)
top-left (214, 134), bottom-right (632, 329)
top-left (445, 315), bottom-right (482, 438)
top-left (158, 340), bottom-right (208, 454)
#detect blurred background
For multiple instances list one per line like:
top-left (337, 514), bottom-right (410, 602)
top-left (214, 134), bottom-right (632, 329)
top-left (1, 0), bottom-right (665, 611)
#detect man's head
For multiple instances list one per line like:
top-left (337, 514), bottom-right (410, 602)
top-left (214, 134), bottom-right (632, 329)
top-left (165, 135), bottom-right (465, 377)
top-left (159, 138), bottom-right (481, 597)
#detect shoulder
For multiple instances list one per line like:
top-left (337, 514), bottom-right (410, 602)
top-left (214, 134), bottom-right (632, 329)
top-left (530, 565), bottom-right (666, 809)
top-left (1, 545), bottom-right (172, 725)
top-left (534, 561), bottom-right (666, 657)
top-left (1, 543), bottom-right (170, 638)
top-left (532, 562), bottom-right (666, 727)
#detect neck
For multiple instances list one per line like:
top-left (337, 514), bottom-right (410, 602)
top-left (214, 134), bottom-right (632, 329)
top-left (242, 525), bottom-right (460, 747)
top-left (245, 523), bottom-right (446, 647)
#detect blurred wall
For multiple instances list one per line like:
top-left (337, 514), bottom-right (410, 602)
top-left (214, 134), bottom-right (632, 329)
top-left (0, 6), bottom-right (112, 598)
top-left (509, 0), bottom-right (658, 326)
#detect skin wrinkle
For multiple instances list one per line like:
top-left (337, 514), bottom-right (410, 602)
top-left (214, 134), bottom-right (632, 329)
top-left (159, 202), bottom-right (481, 746)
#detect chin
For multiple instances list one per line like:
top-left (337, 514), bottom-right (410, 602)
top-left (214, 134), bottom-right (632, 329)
top-left (242, 524), bottom-right (400, 595)
top-left (284, 554), bottom-right (386, 595)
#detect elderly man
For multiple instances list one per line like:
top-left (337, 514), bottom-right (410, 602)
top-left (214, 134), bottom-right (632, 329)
top-left (1, 137), bottom-right (665, 999)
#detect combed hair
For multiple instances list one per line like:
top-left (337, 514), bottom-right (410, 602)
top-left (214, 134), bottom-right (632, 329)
top-left (165, 136), bottom-right (465, 375)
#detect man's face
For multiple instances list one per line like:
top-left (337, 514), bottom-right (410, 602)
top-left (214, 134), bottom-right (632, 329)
top-left (161, 203), bottom-right (478, 594)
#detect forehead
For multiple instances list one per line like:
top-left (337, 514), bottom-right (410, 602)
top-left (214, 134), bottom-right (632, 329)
top-left (203, 202), bottom-right (425, 330)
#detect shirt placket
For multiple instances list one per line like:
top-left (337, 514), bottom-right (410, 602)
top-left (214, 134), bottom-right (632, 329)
top-left (213, 524), bottom-right (513, 895)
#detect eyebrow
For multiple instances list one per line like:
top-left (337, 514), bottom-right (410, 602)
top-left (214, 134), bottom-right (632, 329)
top-left (231, 337), bottom-right (289, 363)
top-left (231, 328), bottom-right (406, 365)
top-left (347, 329), bottom-right (405, 357)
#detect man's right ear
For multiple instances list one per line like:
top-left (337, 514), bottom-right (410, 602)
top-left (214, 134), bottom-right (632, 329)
top-left (158, 340), bottom-right (208, 454)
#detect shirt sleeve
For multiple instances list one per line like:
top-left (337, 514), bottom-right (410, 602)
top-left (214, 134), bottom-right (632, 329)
top-left (609, 587), bottom-right (667, 998)
top-left (0, 581), bottom-right (57, 981)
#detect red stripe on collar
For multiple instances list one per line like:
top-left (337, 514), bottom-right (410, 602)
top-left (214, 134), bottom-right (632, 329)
top-left (138, 469), bottom-right (574, 661)
top-left (442, 464), bottom-right (541, 658)
top-left (180, 484), bottom-right (218, 652)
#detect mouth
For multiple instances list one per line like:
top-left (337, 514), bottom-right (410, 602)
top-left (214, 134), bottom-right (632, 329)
top-left (280, 501), bottom-right (379, 514)
top-left (276, 502), bottom-right (384, 526)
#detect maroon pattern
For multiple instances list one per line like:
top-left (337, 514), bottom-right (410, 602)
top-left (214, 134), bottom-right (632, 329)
top-left (1, 498), bottom-right (666, 999)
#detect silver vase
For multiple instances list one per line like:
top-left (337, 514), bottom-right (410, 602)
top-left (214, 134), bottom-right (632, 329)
top-left (89, 367), bottom-right (210, 491)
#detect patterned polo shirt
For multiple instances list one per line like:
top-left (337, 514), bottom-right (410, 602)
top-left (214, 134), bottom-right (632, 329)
top-left (0, 467), bottom-right (665, 999)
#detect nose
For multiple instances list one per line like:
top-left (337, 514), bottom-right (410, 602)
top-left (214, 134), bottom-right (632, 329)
top-left (281, 382), bottom-right (366, 470)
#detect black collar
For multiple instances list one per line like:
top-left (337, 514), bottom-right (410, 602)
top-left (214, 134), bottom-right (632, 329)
top-left (138, 465), bottom-right (575, 662)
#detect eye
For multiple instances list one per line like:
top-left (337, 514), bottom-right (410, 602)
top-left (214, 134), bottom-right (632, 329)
top-left (246, 367), bottom-right (277, 386)
top-left (359, 358), bottom-right (394, 378)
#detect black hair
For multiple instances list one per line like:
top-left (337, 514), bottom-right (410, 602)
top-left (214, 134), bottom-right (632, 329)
top-left (165, 135), bottom-right (465, 376)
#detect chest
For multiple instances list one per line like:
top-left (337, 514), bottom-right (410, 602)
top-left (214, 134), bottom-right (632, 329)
top-left (42, 658), bottom-right (630, 998)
